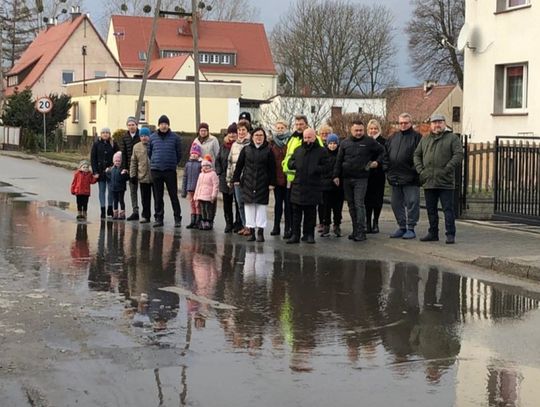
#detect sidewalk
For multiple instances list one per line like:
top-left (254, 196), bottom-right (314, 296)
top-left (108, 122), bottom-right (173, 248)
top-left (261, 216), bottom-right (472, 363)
top-left (2, 150), bottom-right (539, 281)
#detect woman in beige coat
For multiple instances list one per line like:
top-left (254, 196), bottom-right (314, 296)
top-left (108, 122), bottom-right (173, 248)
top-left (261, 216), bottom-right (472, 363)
top-left (130, 127), bottom-right (153, 223)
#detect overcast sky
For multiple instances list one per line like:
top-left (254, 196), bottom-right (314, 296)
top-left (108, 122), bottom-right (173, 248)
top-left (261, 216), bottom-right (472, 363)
top-left (84, 0), bottom-right (417, 86)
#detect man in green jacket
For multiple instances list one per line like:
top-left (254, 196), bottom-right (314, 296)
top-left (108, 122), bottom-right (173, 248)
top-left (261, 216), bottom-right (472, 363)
top-left (413, 114), bottom-right (463, 244)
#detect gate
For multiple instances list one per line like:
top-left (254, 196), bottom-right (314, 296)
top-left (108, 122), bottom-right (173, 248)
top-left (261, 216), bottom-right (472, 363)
top-left (494, 136), bottom-right (540, 225)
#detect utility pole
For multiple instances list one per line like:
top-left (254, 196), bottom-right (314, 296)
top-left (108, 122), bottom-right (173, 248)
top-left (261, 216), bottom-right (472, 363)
top-left (0, 7), bottom-right (5, 111)
top-left (191, 0), bottom-right (201, 131)
top-left (135, 0), bottom-right (161, 123)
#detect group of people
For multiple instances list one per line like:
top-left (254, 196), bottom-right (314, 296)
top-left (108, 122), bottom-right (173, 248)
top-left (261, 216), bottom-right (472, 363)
top-left (71, 110), bottom-right (463, 245)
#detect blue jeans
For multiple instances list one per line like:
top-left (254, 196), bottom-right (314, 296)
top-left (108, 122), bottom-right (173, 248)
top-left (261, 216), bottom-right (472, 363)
top-left (391, 185), bottom-right (420, 229)
top-left (424, 189), bottom-right (456, 237)
top-left (98, 179), bottom-right (113, 208)
top-left (234, 184), bottom-right (245, 226)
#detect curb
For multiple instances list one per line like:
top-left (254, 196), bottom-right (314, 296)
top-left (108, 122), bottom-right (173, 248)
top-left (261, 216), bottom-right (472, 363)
top-left (471, 256), bottom-right (540, 281)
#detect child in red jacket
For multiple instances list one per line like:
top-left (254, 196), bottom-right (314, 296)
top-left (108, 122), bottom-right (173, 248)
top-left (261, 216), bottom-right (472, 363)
top-left (71, 160), bottom-right (97, 220)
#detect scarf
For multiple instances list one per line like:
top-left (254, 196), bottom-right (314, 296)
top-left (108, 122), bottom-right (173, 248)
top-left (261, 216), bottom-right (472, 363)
top-left (273, 131), bottom-right (291, 148)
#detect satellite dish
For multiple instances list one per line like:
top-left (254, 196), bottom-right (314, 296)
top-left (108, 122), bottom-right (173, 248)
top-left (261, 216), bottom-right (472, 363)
top-left (457, 23), bottom-right (476, 52)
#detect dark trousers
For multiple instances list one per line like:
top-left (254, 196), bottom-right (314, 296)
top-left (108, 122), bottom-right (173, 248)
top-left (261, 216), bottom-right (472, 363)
top-left (139, 182), bottom-right (153, 220)
top-left (200, 200), bottom-right (216, 221)
top-left (129, 178), bottom-right (139, 214)
top-left (321, 189), bottom-right (344, 226)
top-left (424, 188), bottom-right (456, 237)
top-left (291, 203), bottom-right (317, 238)
top-left (151, 170), bottom-right (181, 221)
top-left (112, 191), bottom-right (125, 210)
top-left (343, 178), bottom-right (368, 234)
top-left (76, 195), bottom-right (89, 211)
top-left (273, 185), bottom-right (291, 231)
top-left (284, 187), bottom-right (293, 233)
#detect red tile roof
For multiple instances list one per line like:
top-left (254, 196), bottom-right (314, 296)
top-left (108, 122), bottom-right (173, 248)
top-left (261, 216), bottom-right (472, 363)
top-left (111, 15), bottom-right (276, 75)
top-left (148, 55), bottom-right (190, 79)
top-left (386, 84), bottom-right (457, 123)
top-left (6, 15), bottom-right (125, 96)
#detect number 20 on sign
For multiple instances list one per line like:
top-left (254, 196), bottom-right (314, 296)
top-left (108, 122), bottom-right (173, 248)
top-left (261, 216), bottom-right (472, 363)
top-left (35, 97), bottom-right (53, 151)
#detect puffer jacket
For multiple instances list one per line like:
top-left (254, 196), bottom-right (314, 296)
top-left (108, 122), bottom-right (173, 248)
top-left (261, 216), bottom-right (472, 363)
top-left (215, 135), bottom-right (234, 194)
top-left (106, 166), bottom-right (129, 192)
top-left (226, 138), bottom-right (250, 184)
top-left (148, 129), bottom-right (182, 171)
top-left (193, 169), bottom-right (219, 202)
top-left (413, 131), bottom-right (463, 190)
top-left (120, 129), bottom-right (140, 170)
top-left (384, 128), bottom-right (422, 186)
top-left (130, 142), bottom-right (152, 183)
top-left (282, 131), bottom-right (323, 182)
top-left (232, 141), bottom-right (276, 205)
top-left (182, 159), bottom-right (202, 196)
top-left (333, 135), bottom-right (384, 179)
top-left (289, 141), bottom-right (328, 206)
top-left (90, 138), bottom-right (117, 178)
top-left (71, 170), bottom-right (97, 195)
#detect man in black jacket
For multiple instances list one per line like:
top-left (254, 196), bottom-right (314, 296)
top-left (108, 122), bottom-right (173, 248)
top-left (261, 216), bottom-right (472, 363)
top-left (333, 120), bottom-right (384, 241)
top-left (121, 116), bottom-right (141, 220)
top-left (384, 113), bottom-right (422, 240)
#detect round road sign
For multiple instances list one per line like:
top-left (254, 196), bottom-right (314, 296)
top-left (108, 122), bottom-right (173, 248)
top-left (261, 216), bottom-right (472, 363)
top-left (36, 97), bottom-right (53, 113)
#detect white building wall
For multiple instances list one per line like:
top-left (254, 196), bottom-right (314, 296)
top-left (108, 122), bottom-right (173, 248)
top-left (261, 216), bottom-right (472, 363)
top-left (463, 2), bottom-right (539, 142)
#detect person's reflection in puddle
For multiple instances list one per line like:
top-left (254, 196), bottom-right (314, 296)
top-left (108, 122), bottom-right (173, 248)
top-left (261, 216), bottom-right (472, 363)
top-left (70, 223), bottom-right (90, 270)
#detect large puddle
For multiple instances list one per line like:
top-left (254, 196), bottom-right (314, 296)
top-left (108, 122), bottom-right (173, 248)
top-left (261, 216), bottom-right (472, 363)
top-left (1, 191), bottom-right (540, 406)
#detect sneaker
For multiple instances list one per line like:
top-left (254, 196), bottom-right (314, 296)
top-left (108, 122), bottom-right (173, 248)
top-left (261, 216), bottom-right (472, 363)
top-left (445, 235), bottom-right (455, 244)
top-left (126, 213), bottom-right (139, 221)
top-left (420, 233), bottom-right (439, 242)
top-left (402, 230), bottom-right (416, 239)
top-left (390, 228), bottom-right (407, 238)
top-left (140, 218), bottom-right (150, 224)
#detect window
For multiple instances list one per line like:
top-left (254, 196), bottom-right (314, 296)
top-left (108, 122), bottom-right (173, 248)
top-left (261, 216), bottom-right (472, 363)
top-left (494, 63), bottom-right (528, 113)
top-left (331, 106), bottom-right (342, 117)
top-left (94, 71), bottom-right (106, 78)
top-left (162, 50), bottom-right (182, 58)
top-left (221, 54), bottom-right (231, 64)
top-left (62, 70), bottom-right (74, 85)
top-left (90, 101), bottom-right (97, 122)
top-left (199, 53), bottom-right (209, 64)
top-left (310, 105), bottom-right (316, 114)
top-left (72, 102), bottom-right (79, 123)
top-left (136, 100), bottom-right (149, 123)
top-left (452, 106), bottom-right (461, 123)
top-left (496, 0), bottom-right (529, 12)
top-left (7, 75), bottom-right (18, 87)
top-left (358, 107), bottom-right (363, 114)
top-left (138, 51), bottom-right (147, 61)
top-left (210, 54), bottom-right (220, 64)
top-left (508, 0), bottom-right (527, 7)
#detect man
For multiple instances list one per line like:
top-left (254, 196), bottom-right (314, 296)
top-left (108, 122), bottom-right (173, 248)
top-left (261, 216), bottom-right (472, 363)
top-left (384, 113), bottom-right (423, 239)
top-left (333, 119), bottom-right (384, 242)
top-left (148, 115), bottom-right (182, 228)
top-left (287, 128), bottom-right (328, 244)
top-left (191, 122), bottom-right (220, 162)
top-left (413, 114), bottom-right (463, 244)
top-left (121, 116), bottom-right (141, 221)
top-left (130, 127), bottom-right (153, 224)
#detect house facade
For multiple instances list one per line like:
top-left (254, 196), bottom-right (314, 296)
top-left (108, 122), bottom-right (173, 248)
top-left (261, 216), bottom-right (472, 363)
top-left (462, 0), bottom-right (536, 142)
top-left (107, 16), bottom-right (277, 101)
top-left (65, 78), bottom-right (241, 136)
top-left (5, 14), bottom-right (125, 98)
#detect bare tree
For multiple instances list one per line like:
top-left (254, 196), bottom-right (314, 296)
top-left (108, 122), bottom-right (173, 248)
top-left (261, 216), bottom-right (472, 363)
top-left (1, 0), bottom-right (36, 68)
top-left (203, 0), bottom-right (258, 22)
top-left (271, 0), bottom-right (396, 97)
top-left (407, 0), bottom-right (464, 88)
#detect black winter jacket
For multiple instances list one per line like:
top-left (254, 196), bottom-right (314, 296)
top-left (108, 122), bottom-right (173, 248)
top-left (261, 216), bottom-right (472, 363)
top-left (215, 138), bottom-right (234, 194)
top-left (333, 135), bottom-right (384, 179)
top-left (383, 128), bottom-right (422, 186)
top-left (290, 142), bottom-right (328, 206)
top-left (232, 141), bottom-right (276, 205)
top-left (321, 147), bottom-right (339, 192)
top-left (120, 130), bottom-right (140, 170)
top-left (90, 139), bottom-right (118, 178)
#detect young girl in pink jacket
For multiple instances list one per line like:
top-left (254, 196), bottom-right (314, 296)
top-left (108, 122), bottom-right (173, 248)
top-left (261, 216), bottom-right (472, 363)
top-left (194, 155), bottom-right (219, 230)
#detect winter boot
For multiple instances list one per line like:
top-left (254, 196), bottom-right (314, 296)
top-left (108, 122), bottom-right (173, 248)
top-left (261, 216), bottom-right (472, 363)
top-left (195, 215), bottom-right (202, 229)
top-left (113, 209), bottom-right (119, 219)
top-left (333, 224), bottom-right (342, 237)
top-left (207, 221), bottom-right (214, 231)
top-left (320, 225), bottom-right (330, 237)
top-left (174, 217), bottom-right (182, 228)
top-left (107, 206), bottom-right (113, 217)
top-left (82, 211), bottom-right (88, 220)
top-left (366, 222), bottom-right (373, 234)
top-left (306, 234), bottom-right (316, 244)
top-left (76, 211), bottom-right (83, 220)
top-left (246, 228), bottom-right (256, 242)
top-left (270, 224), bottom-right (280, 236)
top-left (256, 228), bottom-right (265, 242)
top-left (224, 214), bottom-right (233, 233)
top-left (118, 210), bottom-right (126, 220)
top-left (372, 220), bottom-right (380, 234)
top-left (100, 207), bottom-right (106, 219)
top-left (126, 212), bottom-right (139, 221)
top-left (186, 214), bottom-right (197, 229)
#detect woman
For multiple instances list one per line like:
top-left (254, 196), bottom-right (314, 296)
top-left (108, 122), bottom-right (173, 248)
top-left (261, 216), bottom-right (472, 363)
top-left (269, 120), bottom-right (291, 236)
top-left (226, 120), bottom-right (251, 235)
top-left (317, 124), bottom-right (333, 231)
top-left (90, 128), bottom-right (118, 219)
top-left (365, 119), bottom-right (386, 233)
top-left (232, 127), bottom-right (276, 242)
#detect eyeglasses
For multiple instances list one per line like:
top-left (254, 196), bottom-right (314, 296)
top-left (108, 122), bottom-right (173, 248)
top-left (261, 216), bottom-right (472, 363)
top-left (399, 122), bottom-right (411, 125)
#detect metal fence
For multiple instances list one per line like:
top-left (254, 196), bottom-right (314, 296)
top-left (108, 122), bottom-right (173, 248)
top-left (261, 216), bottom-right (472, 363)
top-left (494, 136), bottom-right (540, 224)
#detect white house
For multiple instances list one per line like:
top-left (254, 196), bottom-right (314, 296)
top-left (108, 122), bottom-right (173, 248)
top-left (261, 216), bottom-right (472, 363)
top-left (462, 0), bottom-right (537, 142)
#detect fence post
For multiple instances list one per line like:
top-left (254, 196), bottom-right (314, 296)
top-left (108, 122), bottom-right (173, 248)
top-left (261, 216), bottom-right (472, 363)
top-left (494, 137), bottom-right (499, 213)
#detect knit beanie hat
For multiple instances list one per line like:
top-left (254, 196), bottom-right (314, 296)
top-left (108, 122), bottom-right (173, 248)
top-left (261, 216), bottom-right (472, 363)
top-left (140, 127), bottom-right (151, 136)
top-left (227, 122), bottom-right (237, 134)
top-left (126, 116), bottom-right (137, 125)
top-left (158, 115), bottom-right (170, 126)
top-left (101, 127), bottom-right (111, 134)
top-left (201, 154), bottom-right (213, 167)
top-left (238, 111), bottom-right (251, 122)
top-left (190, 143), bottom-right (202, 156)
top-left (326, 134), bottom-right (339, 145)
top-left (199, 122), bottom-right (209, 131)
top-left (113, 151), bottom-right (122, 164)
top-left (79, 159), bottom-right (90, 169)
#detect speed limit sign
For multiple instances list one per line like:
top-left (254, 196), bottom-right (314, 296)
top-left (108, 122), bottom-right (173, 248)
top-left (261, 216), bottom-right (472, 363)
top-left (35, 97), bottom-right (53, 113)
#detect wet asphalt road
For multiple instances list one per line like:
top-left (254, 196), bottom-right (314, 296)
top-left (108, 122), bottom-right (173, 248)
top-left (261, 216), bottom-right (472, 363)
top-left (1, 155), bottom-right (540, 406)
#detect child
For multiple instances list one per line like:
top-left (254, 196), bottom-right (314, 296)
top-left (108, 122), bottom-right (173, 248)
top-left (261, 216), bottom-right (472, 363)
top-left (182, 144), bottom-right (202, 228)
top-left (193, 155), bottom-right (219, 230)
top-left (106, 151), bottom-right (130, 219)
top-left (71, 160), bottom-right (97, 220)
top-left (320, 134), bottom-right (344, 237)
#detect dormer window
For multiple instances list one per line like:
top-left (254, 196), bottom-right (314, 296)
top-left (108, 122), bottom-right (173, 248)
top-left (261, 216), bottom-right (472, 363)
top-left (210, 54), bottom-right (220, 64)
top-left (138, 51), bottom-right (147, 61)
top-left (199, 53), bottom-right (209, 64)
top-left (7, 75), bottom-right (18, 87)
top-left (221, 54), bottom-right (231, 64)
